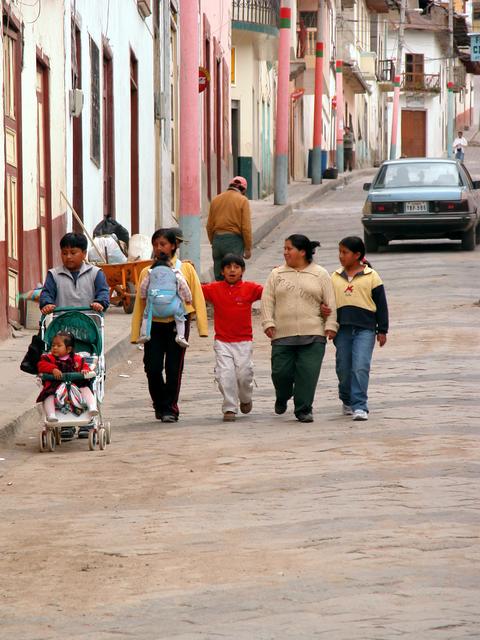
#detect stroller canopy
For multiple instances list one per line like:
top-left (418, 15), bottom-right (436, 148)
top-left (44, 311), bottom-right (102, 355)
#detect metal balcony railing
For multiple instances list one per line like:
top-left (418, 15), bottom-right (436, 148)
top-left (452, 65), bottom-right (466, 91)
top-left (232, 0), bottom-right (280, 27)
top-left (402, 72), bottom-right (441, 92)
top-left (377, 59), bottom-right (395, 83)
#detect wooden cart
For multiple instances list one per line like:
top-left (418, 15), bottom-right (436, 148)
top-left (100, 260), bottom-right (153, 314)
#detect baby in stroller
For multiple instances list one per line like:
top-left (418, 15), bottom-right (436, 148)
top-left (37, 308), bottom-right (109, 451)
top-left (37, 330), bottom-right (97, 421)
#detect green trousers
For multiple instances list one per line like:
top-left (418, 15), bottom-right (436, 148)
top-left (271, 341), bottom-right (326, 417)
top-left (212, 233), bottom-right (244, 281)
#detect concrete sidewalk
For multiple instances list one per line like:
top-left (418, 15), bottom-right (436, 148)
top-left (2, 168), bottom-right (375, 441)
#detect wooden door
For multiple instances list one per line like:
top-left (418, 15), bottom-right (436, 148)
top-left (215, 55), bottom-right (222, 195)
top-left (102, 46), bottom-right (115, 216)
top-left (3, 26), bottom-right (23, 323)
top-left (401, 110), bottom-right (426, 158)
top-left (204, 27), bottom-right (212, 201)
top-left (36, 60), bottom-right (52, 281)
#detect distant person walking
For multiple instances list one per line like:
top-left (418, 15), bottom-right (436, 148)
top-left (206, 176), bottom-right (253, 281)
top-left (261, 234), bottom-right (338, 423)
top-left (453, 131), bottom-right (468, 162)
top-left (343, 126), bottom-right (355, 172)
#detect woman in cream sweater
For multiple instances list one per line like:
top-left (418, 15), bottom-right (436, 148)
top-left (261, 234), bottom-right (338, 423)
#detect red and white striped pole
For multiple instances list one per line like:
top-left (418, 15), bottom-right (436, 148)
top-left (389, 75), bottom-right (401, 159)
top-left (311, 31), bottom-right (324, 184)
top-left (274, 1), bottom-right (291, 205)
top-left (335, 59), bottom-right (344, 172)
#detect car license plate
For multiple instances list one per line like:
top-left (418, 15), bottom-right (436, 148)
top-left (405, 201), bottom-right (428, 213)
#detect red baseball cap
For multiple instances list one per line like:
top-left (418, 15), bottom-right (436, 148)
top-left (230, 176), bottom-right (247, 191)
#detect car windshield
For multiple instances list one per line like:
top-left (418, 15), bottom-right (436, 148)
top-left (374, 163), bottom-right (463, 189)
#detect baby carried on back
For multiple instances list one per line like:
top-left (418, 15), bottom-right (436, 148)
top-left (138, 253), bottom-right (192, 348)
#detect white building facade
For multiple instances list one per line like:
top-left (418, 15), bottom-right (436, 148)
top-left (65, 0), bottom-right (156, 238)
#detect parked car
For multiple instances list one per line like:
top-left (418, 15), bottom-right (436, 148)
top-left (361, 158), bottom-right (480, 252)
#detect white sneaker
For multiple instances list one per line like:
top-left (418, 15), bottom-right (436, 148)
top-left (88, 408), bottom-right (99, 417)
top-left (352, 410), bottom-right (368, 421)
top-left (175, 336), bottom-right (189, 348)
top-left (342, 404), bottom-right (353, 416)
top-left (46, 415), bottom-right (58, 423)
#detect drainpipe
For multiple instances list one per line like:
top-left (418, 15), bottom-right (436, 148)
top-left (179, 2), bottom-right (201, 267)
top-left (311, 0), bottom-right (324, 184)
top-left (390, 0), bottom-right (405, 159)
top-left (274, 0), bottom-right (291, 205)
top-left (447, 0), bottom-right (454, 158)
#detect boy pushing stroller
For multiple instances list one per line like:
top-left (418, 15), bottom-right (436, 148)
top-left (37, 232), bottom-right (109, 439)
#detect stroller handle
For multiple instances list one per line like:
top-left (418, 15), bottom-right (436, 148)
top-left (45, 306), bottom-right (104, 314)
top-left (41, 372), bottom-right (91, 382)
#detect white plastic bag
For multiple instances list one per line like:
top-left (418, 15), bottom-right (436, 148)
top-left (128, 234), bottom-right (152, 261)
top-left (88, 235), bottom-right (127, 264)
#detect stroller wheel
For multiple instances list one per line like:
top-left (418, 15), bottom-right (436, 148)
top-left (98, 428), bottom-right (107, 450)
top-left (88, 429), bottom-right (97, 451)
top-left (47, 430), bottom-right (56, 452)
top-left (105, 421), bottom-right (112, 445)
top-left (39, 430), bottom-right (47, 452)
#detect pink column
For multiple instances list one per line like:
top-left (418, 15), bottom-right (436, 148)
top-left (179, 3), bottom-right (201, 267)
top-left (311, 41), bottom-right (324, 184)
top-left (274, 2), bottom-right (291, 205)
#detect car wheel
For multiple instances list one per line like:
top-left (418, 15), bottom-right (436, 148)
top-left (364, 231), bottom-right (379, 253)
top-left (461, 226), bottom-right (475, 251)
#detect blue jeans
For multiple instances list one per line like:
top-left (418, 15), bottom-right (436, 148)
top-left (455, 149), bottom-right (464, 162)
top-left (334, 326), bottom-right (376, 412)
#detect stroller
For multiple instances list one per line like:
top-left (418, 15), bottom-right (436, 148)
top-left (38, 307), bottom-right (111, 452)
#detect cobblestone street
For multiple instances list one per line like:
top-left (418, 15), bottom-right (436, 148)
top-left (1, 174), bottom-right (480, 639)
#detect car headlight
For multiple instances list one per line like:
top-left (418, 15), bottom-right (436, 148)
top-left (362, 200), bottom-right (372, 215)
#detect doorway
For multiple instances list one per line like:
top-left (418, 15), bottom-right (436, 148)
top-left (3, 20), bottom-right (23, 323)
top-left (103, 44), bottom-right (115, 217)
top-left (130, 50), bottom-right (139, 234)
top-left (401, 109), bottom-right (426, 157)
top-left (36, 58), bottom-right (52, 281)
top-left (204, 29), bottom-right (212, 201)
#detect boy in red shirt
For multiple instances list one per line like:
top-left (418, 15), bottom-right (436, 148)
top-left (202, 254), bottom-right (263, 422)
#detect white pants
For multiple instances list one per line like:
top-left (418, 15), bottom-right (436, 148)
top-left (214, 340), bottom-right (254, 414)
top-left (43, 387), bottom-right (96, 417)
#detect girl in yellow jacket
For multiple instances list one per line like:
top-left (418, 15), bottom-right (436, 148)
top-left (131, 228), bottom-right (208, 423)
